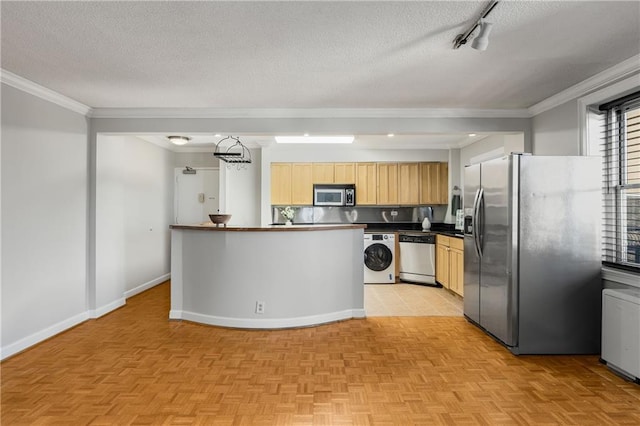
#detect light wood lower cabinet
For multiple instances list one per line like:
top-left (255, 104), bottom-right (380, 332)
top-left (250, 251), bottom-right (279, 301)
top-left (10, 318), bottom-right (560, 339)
top-left (436, 235), bottom-right (464, 297)
top-left (436, 237), bottom-right (450, 289)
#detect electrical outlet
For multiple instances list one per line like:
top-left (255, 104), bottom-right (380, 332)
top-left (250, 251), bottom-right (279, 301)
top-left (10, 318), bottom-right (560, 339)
top-left (255, 301), bottom-right (265, 314)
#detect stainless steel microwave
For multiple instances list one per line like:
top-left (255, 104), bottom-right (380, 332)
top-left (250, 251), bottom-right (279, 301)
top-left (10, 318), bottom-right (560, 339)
top-left (313, 184), bottom-right (356, 206)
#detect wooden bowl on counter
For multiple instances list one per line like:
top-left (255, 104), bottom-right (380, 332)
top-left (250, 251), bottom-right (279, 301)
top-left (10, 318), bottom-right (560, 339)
top-left (209, 214), bottom-right (232, 227)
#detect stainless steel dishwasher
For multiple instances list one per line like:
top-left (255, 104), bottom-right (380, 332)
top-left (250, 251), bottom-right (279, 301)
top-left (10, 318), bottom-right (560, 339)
top-left (398, 233), bottom-right (437, 286)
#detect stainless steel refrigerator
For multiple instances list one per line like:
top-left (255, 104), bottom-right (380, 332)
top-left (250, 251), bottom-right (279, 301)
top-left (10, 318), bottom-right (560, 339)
top-left (463, 154), bottom-right (602, 355)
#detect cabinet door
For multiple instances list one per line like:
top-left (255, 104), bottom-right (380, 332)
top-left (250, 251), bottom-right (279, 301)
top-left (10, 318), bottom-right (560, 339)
top-left (438, 162), bottom-right (449, 205)
top-left (291, 163), bottom-right (313, 205)
top-left (270, 163), bottom-right (292, 205)
top-left (377, 163), bottom-right (398, 205)
top-left (312, 163), bottom-right (335, 184)
top-left (334, 163), bottom-right (356, 184)
top-left (419, 163), bottom-right (440, 204)
top-left (436, 242), bottom-right (450, 289)
top-left (356, 163), bottom-right (377, 205)
top-left (450, 248), bottom-right (464, 297)
top-left (398, 163), bottom-right (420, 205)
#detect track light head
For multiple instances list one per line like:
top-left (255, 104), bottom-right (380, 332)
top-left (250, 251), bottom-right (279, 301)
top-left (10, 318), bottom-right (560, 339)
top-left (471, 20), bottom-right (493, 51)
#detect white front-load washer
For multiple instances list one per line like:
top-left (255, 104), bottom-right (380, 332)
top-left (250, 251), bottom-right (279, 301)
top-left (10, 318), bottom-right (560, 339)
top-left (364, 233), bottom-right (395, 284)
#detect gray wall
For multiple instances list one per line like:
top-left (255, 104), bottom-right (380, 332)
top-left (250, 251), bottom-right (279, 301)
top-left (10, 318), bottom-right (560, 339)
top-left (1, 84), bottom-right (88, 356)
top-left (531, 100), bottom-right (580, 155)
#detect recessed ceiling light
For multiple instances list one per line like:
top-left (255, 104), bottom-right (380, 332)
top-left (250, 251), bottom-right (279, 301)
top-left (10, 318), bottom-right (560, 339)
top-left (468, 133), bottom-right (477, 137)
top-left (275, 135), bottom-right (354, 144)
top-left (167, 135), bottom-right (191, 145)
top-left (214, 133), bottom-right (222, 137)
top-left (387, 133), bottom-right (395, 137)
top-left (303, 133), bottom-right (309, 137)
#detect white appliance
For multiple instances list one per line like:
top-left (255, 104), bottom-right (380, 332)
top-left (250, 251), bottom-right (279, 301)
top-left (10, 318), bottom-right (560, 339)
top-left (602, 288), bottom-right (640, 382)
top-left (364, 233), bottom-right (395, 284)
top-left (398, 233), bottom-right (436, 285)
top-left (313, 184), bottom-right (355, 206)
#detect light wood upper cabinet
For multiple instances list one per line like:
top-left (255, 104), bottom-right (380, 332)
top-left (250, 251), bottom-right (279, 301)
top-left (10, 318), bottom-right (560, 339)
top-left (438, 162), bottom-right (449, 205)
top-left (312, 163), bottom-right (335, 184)
top-left (377, 163), bottom-right (398, 205)
top-left (420, 162), bottom-right (448, 205)
top-left (270, 163), bottom-right (292, 205)
top-left (334, 163), bottom-right (356, 184)
top-left (398, 163), bottom-right (420, 205)
top-left (355, 163), bottom-right (377, 205)
top-left (270, 161), bottom-right (448, 206)
top-left (291, 163), bottom-right (313, 205)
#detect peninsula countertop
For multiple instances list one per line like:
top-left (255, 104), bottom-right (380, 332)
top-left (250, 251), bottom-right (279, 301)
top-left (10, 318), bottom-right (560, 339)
top-left (170, 223), bottom-right (367, 232)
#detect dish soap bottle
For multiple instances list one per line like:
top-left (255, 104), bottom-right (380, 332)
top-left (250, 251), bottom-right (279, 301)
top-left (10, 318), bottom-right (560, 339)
top-left (422, 216), bottom-right (431, 231)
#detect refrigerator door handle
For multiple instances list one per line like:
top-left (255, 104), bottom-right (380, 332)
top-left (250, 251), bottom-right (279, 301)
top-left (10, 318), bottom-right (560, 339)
top-left (477, 187), bottom-right (485, 258)
top-left (472, 188), bottom-right (482, 258)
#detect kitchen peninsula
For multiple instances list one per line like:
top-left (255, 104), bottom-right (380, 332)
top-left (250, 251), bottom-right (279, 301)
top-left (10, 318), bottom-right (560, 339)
top-left (169, 223), bottom-right (366, 328)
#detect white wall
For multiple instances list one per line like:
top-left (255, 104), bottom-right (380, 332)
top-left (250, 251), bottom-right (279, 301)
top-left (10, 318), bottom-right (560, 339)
top-left (221, 149), bottom-right (262, 226)
top-left (96, 135), bottom-right (173, 302)
top-left (1, 84), bottom-right (88, 358)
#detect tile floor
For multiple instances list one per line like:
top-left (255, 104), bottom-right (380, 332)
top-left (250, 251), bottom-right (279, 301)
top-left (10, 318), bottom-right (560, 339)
top-left (364, 283), bottom-right (463, 316)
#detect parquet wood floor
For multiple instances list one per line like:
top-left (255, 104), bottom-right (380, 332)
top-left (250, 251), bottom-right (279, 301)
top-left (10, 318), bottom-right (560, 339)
top-left (2, 282), bottom-right (639, 425)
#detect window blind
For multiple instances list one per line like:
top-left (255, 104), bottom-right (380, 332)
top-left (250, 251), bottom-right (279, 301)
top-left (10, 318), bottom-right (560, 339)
top-left (599, 91), bottom-right (640, 270)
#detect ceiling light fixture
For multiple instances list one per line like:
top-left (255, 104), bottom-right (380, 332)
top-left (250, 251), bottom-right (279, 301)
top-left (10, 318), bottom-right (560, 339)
top-left (469, 133), bottom-right (477, 137)
top-left (387, 133), bottom-right (395, 137)
top-left (275, 136), bottom-right (354, 144)
top-left (213, 135), bottom-right (252, 164)
top-left (167, 135), bottom-right (191, 145)
top-left (453, 1), bottom-right (499, 50)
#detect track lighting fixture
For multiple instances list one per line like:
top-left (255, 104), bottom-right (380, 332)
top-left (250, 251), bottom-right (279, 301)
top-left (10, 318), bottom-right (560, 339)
top-left (471, 20), bottom-right (493, 51)
top-left (453, 1), bottom-right (499, 50)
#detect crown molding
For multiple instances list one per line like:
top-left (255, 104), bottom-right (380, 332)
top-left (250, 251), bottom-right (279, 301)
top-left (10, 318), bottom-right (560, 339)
top-left (89, 107), bottom-right (531, 119)
top-left (528, 54), bottom-right (640, 117)
top-left (1, 69), bottom-right (92, 116)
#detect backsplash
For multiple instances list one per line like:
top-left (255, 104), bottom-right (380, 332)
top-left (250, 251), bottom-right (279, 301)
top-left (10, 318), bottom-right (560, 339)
top-left (271, 205), bottom-right (446, 225)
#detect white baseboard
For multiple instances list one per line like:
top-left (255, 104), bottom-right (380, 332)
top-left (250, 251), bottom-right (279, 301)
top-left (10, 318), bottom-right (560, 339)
top-left (1, 274), bottom-right (170, 361)
top-left (171, 309), bottom-right (366, 329)
top-left (124, 273), bottom-right (171, 299)
top-left (1, 311), bottom-right (90, 360)
top-left (89, 298), bottom-right (126, 319)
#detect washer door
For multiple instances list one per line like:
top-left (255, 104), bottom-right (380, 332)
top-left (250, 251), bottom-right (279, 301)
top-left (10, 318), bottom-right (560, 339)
top-left (364, 243), bottom-right (393, 271)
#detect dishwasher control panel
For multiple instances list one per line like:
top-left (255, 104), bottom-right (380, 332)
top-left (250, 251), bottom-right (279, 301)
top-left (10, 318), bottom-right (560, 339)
top-left (399, 234), bottom-right (435, 244)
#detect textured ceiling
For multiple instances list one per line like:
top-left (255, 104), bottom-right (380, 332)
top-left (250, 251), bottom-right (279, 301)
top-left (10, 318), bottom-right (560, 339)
top-left (2, 1), bottom-right (639, 110)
